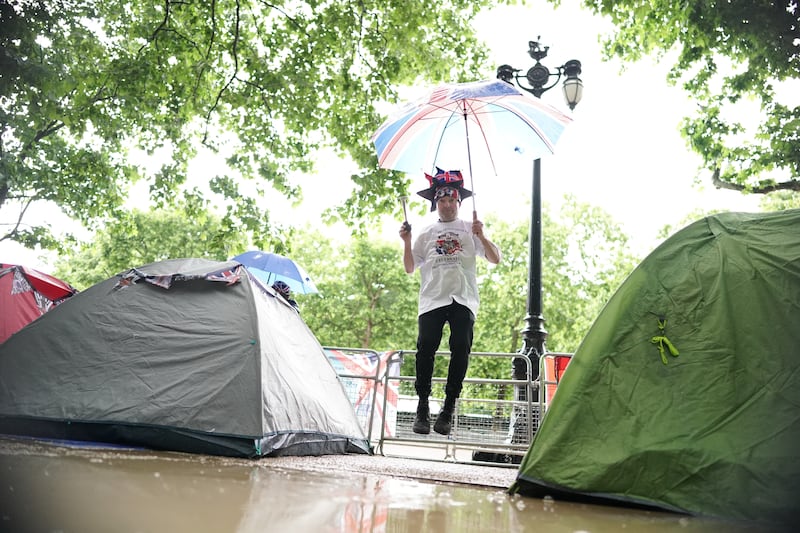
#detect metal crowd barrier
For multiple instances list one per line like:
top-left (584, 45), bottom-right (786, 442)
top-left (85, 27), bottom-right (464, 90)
top-left (326, 348), bottom-right (549, 466)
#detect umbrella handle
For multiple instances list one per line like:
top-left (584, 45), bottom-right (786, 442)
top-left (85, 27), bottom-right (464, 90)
top-left (399, 195), bottom-right (411, 231)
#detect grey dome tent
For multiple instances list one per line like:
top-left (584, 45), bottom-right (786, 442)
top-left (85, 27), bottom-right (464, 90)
top-left (0, 258), bottom-right (369, 458)
top-left (511, 209), bottom-right (800, 528)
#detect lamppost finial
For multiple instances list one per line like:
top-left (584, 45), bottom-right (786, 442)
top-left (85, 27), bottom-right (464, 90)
top-left (528, 40), bottom-right (549, 63)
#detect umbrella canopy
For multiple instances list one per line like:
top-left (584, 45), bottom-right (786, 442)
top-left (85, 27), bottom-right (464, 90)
top-left (0, 263), bottom-right (78, 343)
top-left (370, 78), bottom-right (573, 191)
top-left (232, 251), bottom-right (319, 294)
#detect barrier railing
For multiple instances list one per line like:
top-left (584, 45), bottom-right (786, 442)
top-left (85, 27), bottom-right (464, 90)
top-left (377, 350), bottom-right (537, 465)
top-left (326, 347), bottom-right (547, 466)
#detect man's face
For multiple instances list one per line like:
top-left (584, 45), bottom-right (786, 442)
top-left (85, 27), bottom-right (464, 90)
top-left (436, 194), bottom-right (459, 222)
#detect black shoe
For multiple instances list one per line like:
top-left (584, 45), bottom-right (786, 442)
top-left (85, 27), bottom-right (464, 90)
top-left (412, 412), bottom-right (430, 434)
top-left (433, 410), bottom-right (452, 435)
top-left (413, 399), bottom-right (430, 434)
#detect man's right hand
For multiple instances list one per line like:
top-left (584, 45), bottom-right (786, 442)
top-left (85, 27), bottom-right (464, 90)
top-left (399, 222), bottom-right (412, 242)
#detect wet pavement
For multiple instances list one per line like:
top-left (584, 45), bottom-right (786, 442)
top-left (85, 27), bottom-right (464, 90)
top-left (0, 435), bottom-right (785, 532)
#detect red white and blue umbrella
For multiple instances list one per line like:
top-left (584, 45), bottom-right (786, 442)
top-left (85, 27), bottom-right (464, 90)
top-left (232, 251), bottom-right (319, 294)
top-left (371, 78), bottom-right (572, 200)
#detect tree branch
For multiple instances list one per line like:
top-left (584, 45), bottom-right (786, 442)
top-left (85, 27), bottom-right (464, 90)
top-left (255, 0), bottom-right (301, 29)
top-left (203, 0), bottom-right (240, 144)
top-left (0, 195), bottom-right (33, 242)
top-left (139, 0), bottom-right (171, 55)
top-left (192, 0), bottom-right (217, 102)
top-left (711, 167), bottom-right (800, 193)
top-left (18, 119), bottom-right (66, 163)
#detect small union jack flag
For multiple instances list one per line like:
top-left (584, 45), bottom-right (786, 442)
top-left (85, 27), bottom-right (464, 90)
top-left (425, 167), bottom-right (463, 187)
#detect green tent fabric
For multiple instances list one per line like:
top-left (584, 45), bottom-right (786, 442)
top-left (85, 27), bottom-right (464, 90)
top-left (0, 258), bottom-right (370, 458)
top-left (511, 210), bottom-right (800, 528)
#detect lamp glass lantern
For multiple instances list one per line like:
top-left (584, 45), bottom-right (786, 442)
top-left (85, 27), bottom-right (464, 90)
top-left (561, 60), bottom-right (583, 110)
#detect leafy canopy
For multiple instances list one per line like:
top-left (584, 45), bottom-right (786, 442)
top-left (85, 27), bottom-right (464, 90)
top-left (1, 0), bottom-right (505, 251)
top-left (586, 0), bottom-right (799, 193)
top-left (292, 230), bottom-right (419, 352)
top-left (53, 201), bottom-right (248, 289)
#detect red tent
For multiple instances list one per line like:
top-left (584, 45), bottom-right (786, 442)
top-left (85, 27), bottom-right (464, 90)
top-left (0, 263), bottom-right (77, 344)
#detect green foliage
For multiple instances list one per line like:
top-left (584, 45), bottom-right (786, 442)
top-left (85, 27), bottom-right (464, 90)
top-left (656, 191), bottom-right (800, 241)
top-left (1, 0), bottom-right (506, 251)
top-left (290, 229), bottom-right (419, 351)
top-left (759, 191), bottom-right (800, 211)
top-left (585, 0), bottom-right (799, 194)
top-left (543, 196), bottom-right (640, 350)
top-left (655, 208), bottom-right (714, 243)
top-left (52, 202), bottom-right (247, 289)
top-left (293, 197), bottom-right (637, 385)
top-left (477, 195), bottom-right (639, 358)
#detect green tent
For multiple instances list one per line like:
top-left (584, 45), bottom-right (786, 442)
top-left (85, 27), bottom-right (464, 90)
top-left (0, 258), bottom-right (369, 458)
top-left (511, 210), bottom-right (800, 528)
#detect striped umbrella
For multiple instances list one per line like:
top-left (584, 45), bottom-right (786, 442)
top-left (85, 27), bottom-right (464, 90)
top-left (371, 78), bottom-right (572, 208)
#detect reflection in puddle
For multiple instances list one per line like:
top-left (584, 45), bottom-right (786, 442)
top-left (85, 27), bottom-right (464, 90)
top-left (0, 438), bottom-right (779, 532)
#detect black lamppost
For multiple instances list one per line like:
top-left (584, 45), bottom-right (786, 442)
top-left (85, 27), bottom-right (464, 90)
top-left (498, 39), bottom-right (582, 443)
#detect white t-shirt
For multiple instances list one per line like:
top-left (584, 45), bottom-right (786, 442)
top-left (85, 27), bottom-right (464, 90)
top-left (411, 218), bottom-right (487, 318)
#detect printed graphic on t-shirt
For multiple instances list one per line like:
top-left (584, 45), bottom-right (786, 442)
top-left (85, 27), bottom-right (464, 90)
top-left (434, 230), bottom-right (462, 256)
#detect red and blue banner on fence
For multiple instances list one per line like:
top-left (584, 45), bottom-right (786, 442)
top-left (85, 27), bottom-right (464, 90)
top-left (324, 349), bottom-right (400, 439)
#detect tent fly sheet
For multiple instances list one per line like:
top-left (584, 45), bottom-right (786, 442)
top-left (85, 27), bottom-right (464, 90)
top-left (512, 210), bottom-right (800, 528)
top-left (0, 258), bottom-right (369, 458)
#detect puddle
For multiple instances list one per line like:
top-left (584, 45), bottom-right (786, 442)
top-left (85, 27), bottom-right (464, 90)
top-left (0, 437), bottom-right (782, 532)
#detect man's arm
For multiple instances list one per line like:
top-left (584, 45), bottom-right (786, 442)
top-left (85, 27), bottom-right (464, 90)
top-left (479, 235), bottom-right (501, 265)
top-left (472, 212), bottom-right (501, 265)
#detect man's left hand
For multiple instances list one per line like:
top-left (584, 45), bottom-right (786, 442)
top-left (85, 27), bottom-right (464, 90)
top-left (472, 210), bottom-right (484, 237)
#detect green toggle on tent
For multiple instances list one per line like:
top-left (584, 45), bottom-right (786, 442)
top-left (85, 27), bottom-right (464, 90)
top-left (511, 209), bottom-right (800, 528)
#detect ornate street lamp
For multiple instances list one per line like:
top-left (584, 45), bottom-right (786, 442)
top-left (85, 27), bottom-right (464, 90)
top-left (498, 39), bottom-right (582, 442)
top-left (497, 41), bottom-right (583, 107)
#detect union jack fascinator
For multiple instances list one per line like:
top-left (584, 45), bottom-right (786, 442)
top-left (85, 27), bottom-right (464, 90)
top-left (416, 167), bottom-right (473, 211)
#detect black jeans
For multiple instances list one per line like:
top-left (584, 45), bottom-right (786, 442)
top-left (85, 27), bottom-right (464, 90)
top-left (414, 300), bottom-right (474, 402)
